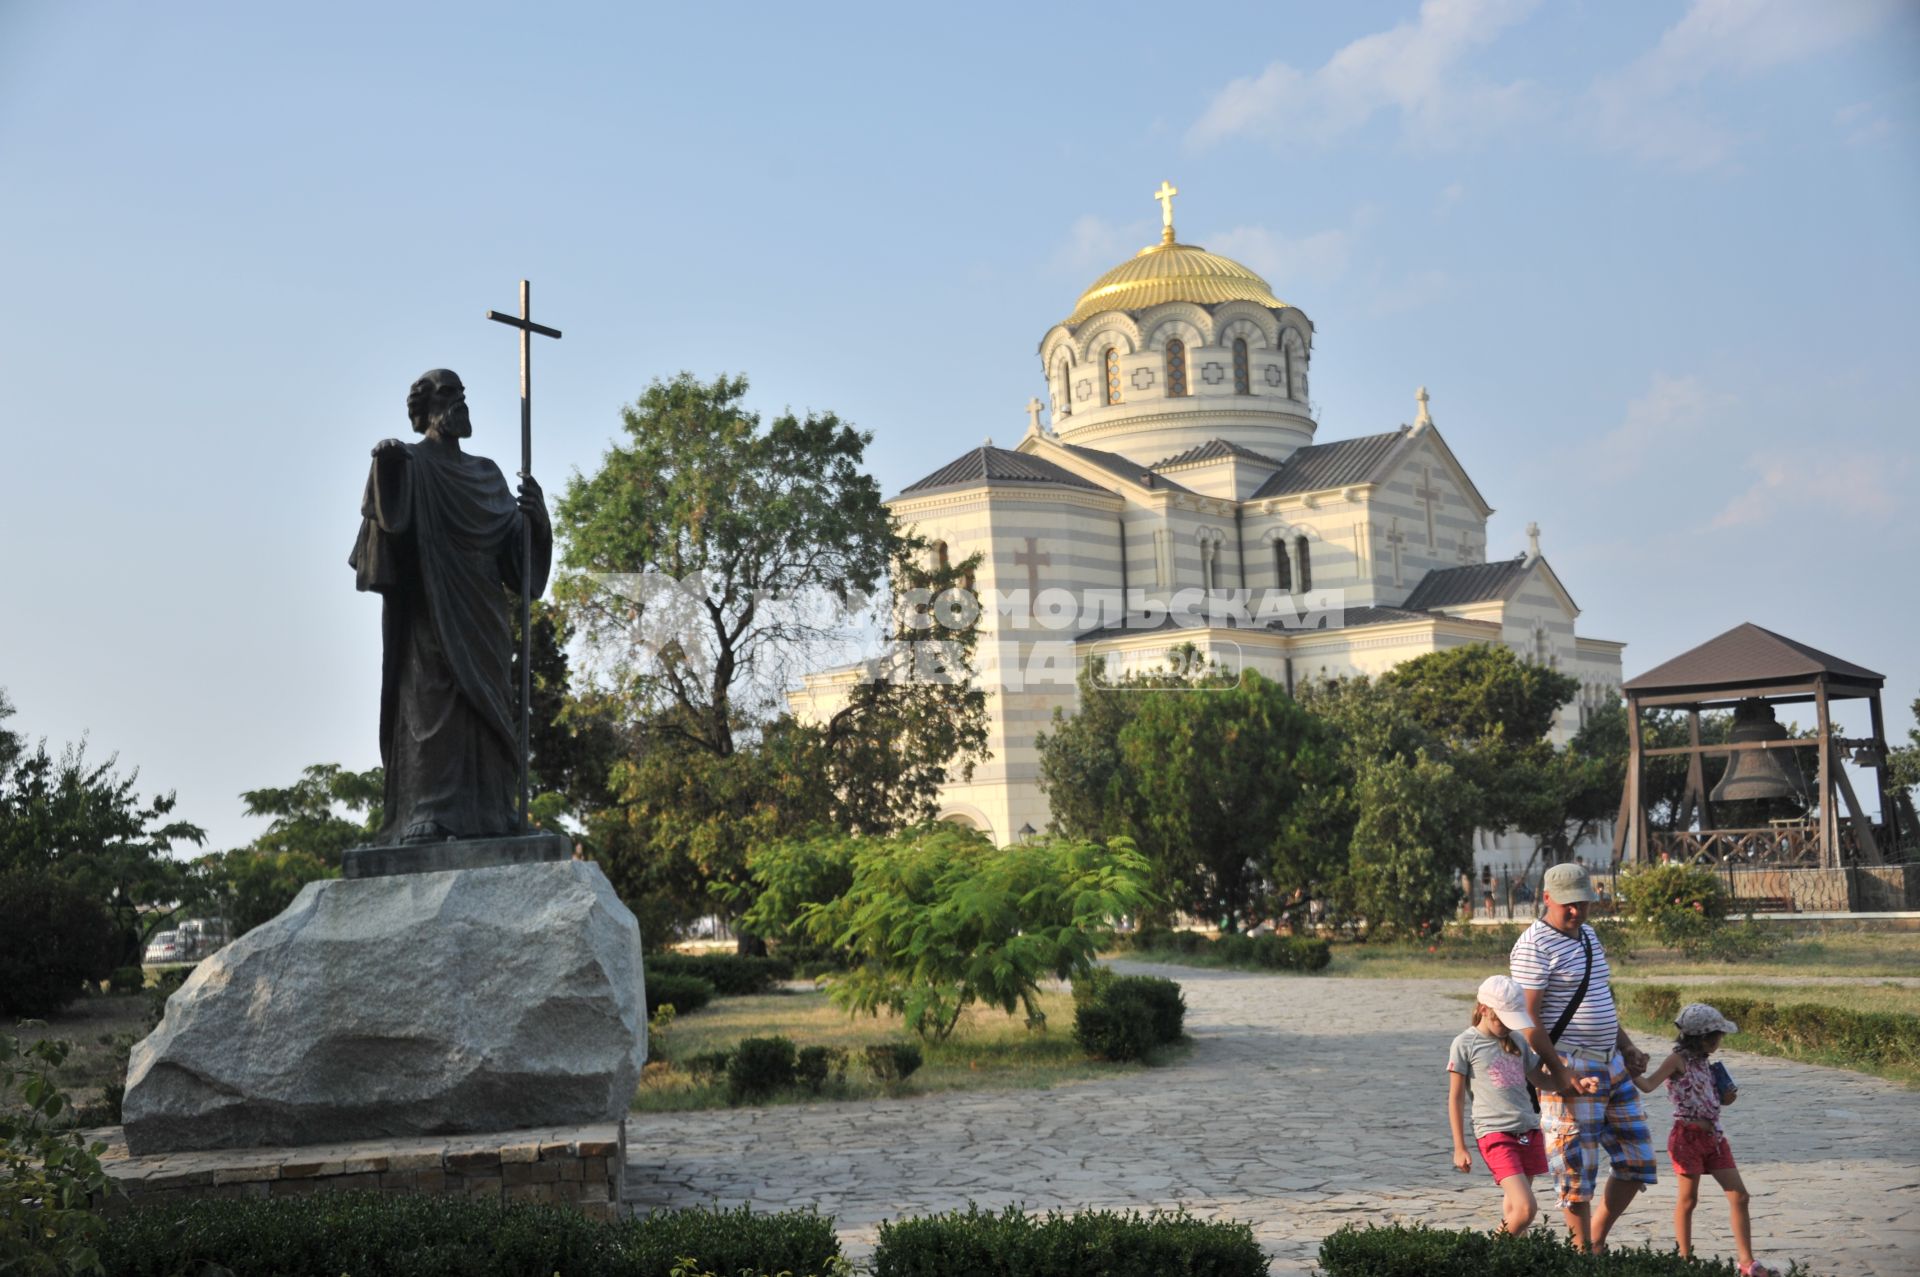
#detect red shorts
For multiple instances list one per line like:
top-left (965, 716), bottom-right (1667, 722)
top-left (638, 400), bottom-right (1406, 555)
top-left (1669, 1122), bottom-right (1736, 1175)
top-left (1478, 1129), bottom-right (1548, 1183)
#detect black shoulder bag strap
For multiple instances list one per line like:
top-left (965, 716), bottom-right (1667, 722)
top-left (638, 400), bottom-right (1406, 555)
top-left (1528, 926), bottom-right (1594, 1112)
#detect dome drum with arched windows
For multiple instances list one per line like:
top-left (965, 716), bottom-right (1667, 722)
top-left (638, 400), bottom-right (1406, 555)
top-left (1038, 184), bottom-right (1316, 462)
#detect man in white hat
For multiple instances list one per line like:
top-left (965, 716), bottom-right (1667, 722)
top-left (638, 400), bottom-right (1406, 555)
top-left (1510, 861), bottom-right (1656, 1252)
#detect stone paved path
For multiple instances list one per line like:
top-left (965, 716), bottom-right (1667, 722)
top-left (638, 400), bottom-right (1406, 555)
top-left (625, 962), bottom-right (1920, 1273)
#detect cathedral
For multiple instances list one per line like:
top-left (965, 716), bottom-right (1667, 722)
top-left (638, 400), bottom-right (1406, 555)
top-left (793, 186), bottom-right (1624, 876)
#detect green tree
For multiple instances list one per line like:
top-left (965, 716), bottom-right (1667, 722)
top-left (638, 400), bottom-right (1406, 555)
top-left (0, 691), bottom-right (206, 965)
top-left (514, 600), bottom-right (619, 824)
top-left (1118, 671), bottom-right (1347, 932)
top-left (1376, 644), bottom-right (1579, 836)
top-left (555, 372), bottom-right (894, 758)
top-left (237, 763), bottom-right (382, 867)
top-left (556, 375), bottom-right (987, 948)
top-left (1882, 695), bottom-right (1918, 797)
top-left (802, 826), bottom-right (1157, 1040)
top-left (1344, 749), bottom-right (1478, 936)
top-left (190, 848), bottom-right (336, 937)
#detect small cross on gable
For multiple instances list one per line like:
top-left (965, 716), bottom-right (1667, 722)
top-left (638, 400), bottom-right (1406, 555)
top-left (1026, 397), bottom-right (1045, 433)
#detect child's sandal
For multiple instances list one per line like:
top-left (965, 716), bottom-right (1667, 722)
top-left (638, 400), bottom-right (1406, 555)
top-left (1738, 1263), bottom-right (1776, 1277)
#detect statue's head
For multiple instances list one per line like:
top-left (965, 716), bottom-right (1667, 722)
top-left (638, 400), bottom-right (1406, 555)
top-left (407, 369), bottom-right (470, 439)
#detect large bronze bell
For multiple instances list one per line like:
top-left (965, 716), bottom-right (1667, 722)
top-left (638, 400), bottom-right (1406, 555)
top-left (1709, 699), bottom-right (1809, 805)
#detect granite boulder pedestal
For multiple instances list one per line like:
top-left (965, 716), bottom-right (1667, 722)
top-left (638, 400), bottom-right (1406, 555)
top-left (121, 848), bottom-right (646, 1155)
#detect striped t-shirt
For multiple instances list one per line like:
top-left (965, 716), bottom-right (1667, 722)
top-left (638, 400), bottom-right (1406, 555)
top-left (1509, 921), bottom-right (1618, 1056)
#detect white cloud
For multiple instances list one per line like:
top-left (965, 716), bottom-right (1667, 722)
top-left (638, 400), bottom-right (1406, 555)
top-left (1189, 0), bottom-right (1541, 150)
top-left (1049, 215), bottom-right (1154, 274)
top-left (1711, 450), bottom-right (1904, 529)
top-left (1836, 100), bottom-right (1894, 148)
top-left (1589, 374), bottom-right (1732, 482)
top-left (1203, 224), bottom-right (1353, 292)
top-left (1588, 0), bottom-right (1903, 170)
top-left (1366, 267), bottom-right (1452, 317)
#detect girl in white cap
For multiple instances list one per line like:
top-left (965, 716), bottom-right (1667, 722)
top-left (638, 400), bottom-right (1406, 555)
top-left (1447, 974), bottom-right (1600, 1235)
top-left (1632, 1002), bottom-right (1775, 1277)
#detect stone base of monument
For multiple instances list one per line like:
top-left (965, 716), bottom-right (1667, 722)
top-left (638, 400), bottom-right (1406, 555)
top-left (121, 858), bottom-right (645, 1155)
top-left (89, 1120), bottom-right (627, 1220)
top-left (341, 829), bottom-right (572, 880)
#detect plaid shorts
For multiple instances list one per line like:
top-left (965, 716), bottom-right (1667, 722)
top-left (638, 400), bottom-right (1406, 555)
top-left (1539, 1051), bottom-right (1658, 1206)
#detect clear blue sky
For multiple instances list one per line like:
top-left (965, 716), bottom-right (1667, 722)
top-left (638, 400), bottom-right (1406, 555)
top-left (3, 1), bottom-right (1915, 852)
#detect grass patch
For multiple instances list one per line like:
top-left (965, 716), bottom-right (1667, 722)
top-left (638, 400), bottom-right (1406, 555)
top-left (1617, 981), bottom-right (1920, 1089)
top-left (636, 985), bottom-right (1183, 1111)
top-left (1321, 926), bottom-right (1920, 980)
top-left (7, 990), bottom-right (155, 1120)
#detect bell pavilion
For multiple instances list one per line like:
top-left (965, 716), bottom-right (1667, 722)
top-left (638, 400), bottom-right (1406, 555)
top-left (793, 185), bottom-right (1626, 875)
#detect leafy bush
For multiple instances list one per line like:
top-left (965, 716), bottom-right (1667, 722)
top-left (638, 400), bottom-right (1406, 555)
top-left (0, 870), bottom-right (117, 1018)
top-left (794, 1045), bottom-right (845, 1093)
top-left (96, 1195), bottom-right (844, 1277)
top-left (684, 1049), bottom-right (733, 1083)
top-left (726, 1036), bottom-right (797, 1102)
top-left (873, 1203), bottom-right (1267, 1276)
top-left (646, 953), bottom-right (793, 996)
top-left (801, 826), bottom-right (1157, 1040)
top-left (1628, 985), bottom-right (1920, 1070)
top-left (863, 1042), bottom-right (922, 1083)
top-left (3, 1034), bottom-right (114, 1276)
top-left (1317, 1222), bottom-right (1758, 1275)
top-left (1613, 864), bottom-right (1748, 956)
top-left (1072, 970), bottom-right (1184, 1062)
top-left (645, 972), bottom-right (716, 1018)
top-left (108, 965), bottom-right (145, 993)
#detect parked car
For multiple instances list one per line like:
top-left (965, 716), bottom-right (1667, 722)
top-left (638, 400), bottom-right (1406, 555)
top-left (144, 930), bottom-right (187, 963)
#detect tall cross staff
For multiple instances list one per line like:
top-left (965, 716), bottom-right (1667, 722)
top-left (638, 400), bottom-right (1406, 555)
top-left (486, 280), bottom-right (562, 831)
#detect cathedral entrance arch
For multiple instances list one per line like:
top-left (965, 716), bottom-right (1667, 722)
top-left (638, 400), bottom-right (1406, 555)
top-left (936, 804), bottom-right (995, 845)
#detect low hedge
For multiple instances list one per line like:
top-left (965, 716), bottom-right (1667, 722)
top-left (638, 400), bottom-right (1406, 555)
top-left (873, 1203), bottom-right (1266, 1276)
top-left (1123, 928), bottom-right (1331, 973)
top-left (646, 953), bottom-right (794, 996)
top-left (95, 1194), bottom-right (842, 1276)
top-left (1072, 969), bottom-right (1185, 1062)
top-left (644, 972), bottom-right (715, 1018)
top-left (1318, 1223), bottom-right (1758, 1275)
top-left (1629, 984), bottom-right (1920, 1070)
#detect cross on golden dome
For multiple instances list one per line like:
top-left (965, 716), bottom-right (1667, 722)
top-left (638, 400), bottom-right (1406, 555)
top-left (1154, 180), bottom-right (1178, 243)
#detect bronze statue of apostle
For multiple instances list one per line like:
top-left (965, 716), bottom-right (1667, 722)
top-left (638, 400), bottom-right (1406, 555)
top-left (349, 369), bottom-right (551, 844)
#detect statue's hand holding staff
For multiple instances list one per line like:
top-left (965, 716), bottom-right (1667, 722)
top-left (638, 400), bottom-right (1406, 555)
top-left (517, 474), bottom-right (546, 527)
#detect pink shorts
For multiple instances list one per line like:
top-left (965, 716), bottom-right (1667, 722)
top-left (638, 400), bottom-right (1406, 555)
top-left (1478, 1129), bottom-right (1548, 1183)
top-left (1669, 1123), bottom-right (1736, 1175)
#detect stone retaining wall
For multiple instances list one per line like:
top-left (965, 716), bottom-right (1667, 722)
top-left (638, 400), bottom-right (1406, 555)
top-left (91, 1120), bottom-right (626, 1221)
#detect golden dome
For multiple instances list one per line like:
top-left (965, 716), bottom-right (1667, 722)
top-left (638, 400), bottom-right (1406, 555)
top-left (1066, 240), bottom-right (1287, 326)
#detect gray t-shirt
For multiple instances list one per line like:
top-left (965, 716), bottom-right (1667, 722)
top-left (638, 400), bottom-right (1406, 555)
top-left (1448, 1027), bottom-right (1541, 1138)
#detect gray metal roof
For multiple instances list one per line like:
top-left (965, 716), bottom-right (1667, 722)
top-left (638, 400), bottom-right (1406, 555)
top-left (1054, 442), bottom-right (1195, 493)
top-left (1150, 438), bottom-right (1283, 470)
top-left (1249, 429), bottom-right (1407, 499)
top-left (1401, 558), bottom-right (1532, 610)
top-left (897, 446), bottom-right (1110, 496)
top-left (1623, 623), bottom-right (1885, 696)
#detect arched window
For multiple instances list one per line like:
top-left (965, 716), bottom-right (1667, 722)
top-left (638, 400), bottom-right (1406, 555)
top-left (933, 540), bottom-right (950, 573)
top-left (1283, 344), bottom-right (1295, 398)
top-left (1165, 338), bottom-right (1187, 397)
top-left (1104, 347), bottom-right (1120, 405)
top-left (1273, 538), bottom-right (1292, 591)
top-left (1232, 338), bottom-right (1250, 395)
top-left (1294, 535), bottom-right (1312, 592)
top-left (1055, 360), bottom-right (1072, 418)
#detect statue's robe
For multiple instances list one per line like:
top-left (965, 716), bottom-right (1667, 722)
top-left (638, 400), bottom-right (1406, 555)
top-left (349, 438), bottom-right (550, 844)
